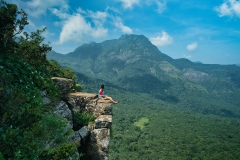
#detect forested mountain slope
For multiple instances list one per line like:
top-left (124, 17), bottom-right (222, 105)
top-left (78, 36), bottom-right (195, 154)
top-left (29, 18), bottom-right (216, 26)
top-left (48, 34), bottom-right (240, 117)
top-left (48, 34), bottom-right (240, 159)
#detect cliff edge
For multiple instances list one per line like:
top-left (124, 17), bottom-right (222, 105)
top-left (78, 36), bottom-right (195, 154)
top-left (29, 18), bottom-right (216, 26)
top-left (50, 77), bottom-right (113, 160)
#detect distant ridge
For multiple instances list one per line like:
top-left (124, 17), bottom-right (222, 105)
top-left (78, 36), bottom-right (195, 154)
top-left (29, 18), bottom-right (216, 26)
top-left (194, 61), bottom-right (203, 64)
top-left (47, 34), bottom-right (240, 117)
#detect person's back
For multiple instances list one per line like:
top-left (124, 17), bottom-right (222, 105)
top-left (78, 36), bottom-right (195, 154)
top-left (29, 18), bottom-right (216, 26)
top-left (98, 87), bottom-right (106, 98)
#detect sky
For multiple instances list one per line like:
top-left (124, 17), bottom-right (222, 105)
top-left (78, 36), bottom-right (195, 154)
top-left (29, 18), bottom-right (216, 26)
top-left (5, 0), bottom-right (240, 64)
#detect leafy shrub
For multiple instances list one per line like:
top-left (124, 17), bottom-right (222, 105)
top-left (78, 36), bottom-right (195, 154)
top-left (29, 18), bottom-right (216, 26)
top-left (0, 55), bottom-right (60, 101)
top-left (39, 143), bottom-right (79, 160)
top-left (75, 83), bottom-right (82, 92)
top-left (74, 112), bottom-right (95, 126)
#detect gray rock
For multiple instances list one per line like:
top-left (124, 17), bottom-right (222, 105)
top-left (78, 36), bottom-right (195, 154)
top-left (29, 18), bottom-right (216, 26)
top-left (51, 77), bottom-right (73, 95)
top-left (93, 128), bottom-right (110, 152)
top-left (50, 88), bottom-right (113, 160)
top-left (42, 97), bottom-right (51, 105)
top-left (79, 126), bottom-right (89, 140)
top-left (182, 68), bottom-right (209, 82)
top-left (95, 115), bottom-right (112, 129)
top-left (54, 101), bottom-right (73, 123)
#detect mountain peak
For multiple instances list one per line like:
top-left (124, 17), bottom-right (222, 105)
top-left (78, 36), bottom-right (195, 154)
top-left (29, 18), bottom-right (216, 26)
top-left (83, 41), bottom-right (96, 45)
top-left (118, 34), bottom-right (150, 43)
top-left (73, 41), bottom-right (99, 53)
top-left (115, 34), bottom-right (159, 54)
top-left (119, 34), bottom-right (147, 39)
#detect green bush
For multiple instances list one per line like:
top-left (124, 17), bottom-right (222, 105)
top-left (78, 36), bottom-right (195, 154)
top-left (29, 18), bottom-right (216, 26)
top-left (75, 83), bottom-right (82, 92)
top-left (0, 55), bottom-right (60, 101)
top-left (74, 112), bottom-right (95, 126)
top-left (39, 143), bottom-right (79, 160)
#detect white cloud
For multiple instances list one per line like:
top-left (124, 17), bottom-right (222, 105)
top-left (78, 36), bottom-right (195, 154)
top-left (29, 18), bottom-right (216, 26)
top-left (114, 17), bottom-right (133, 34)
top-left (50, 8), bottom-right (69, 19)
top-left (106, 6), bottom-right (121, 14)
top-left (49, 7), bottom-right (109, 44)
top-left (146, 0), bottom-right (166, 14)
top-left (91, 28), bottom-right (108, 38)
top-left (23, 0), bottom-right (69, 17)
top-left (214, 0), bottom-right (240, 17)
top-left (155, 0), bottom-right (167, 14)
top-left (86, 10), bottom-right (108, 27)
top-left (149, 31), bottom-right (173, 46)
top-left (183, 54), bottom-right (192, 59)
top-left (77, 8), bottom-right (87, 14)
top-left (118, 0), bottom-right (140, 9)
top-left (57, 14), bottom-right (108, 44)
top-left (26, 20), bottom-right (37, 29)
top-left (187, 42), bottom-right (198, 51)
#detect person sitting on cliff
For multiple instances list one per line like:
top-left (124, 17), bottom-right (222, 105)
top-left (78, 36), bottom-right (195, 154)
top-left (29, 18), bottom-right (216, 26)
top-left (98, 84), bottom-right (118, 104)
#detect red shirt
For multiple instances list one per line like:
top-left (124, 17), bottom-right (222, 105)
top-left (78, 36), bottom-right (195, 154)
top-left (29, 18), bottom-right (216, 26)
top-left (99, 89), bottom-right (104, 95)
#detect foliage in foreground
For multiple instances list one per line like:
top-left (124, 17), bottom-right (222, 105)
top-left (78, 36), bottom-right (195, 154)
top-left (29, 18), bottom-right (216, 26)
top-left (0, 0), bottom-right (80, 159)
top-left (0, 55), bottom-right (80, 159)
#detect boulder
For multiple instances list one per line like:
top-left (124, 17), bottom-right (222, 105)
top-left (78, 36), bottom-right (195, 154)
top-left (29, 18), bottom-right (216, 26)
top-left (67, 92), bottom-right (98, 112)
top-left (95, 115), bottom-right (112, 129)
top-left (93, 128), bottom-right (110, 152)
top-left (51, 77), bottom-right (73, 95)
top-left (70, 126), bottom-right (90, 147)
top-left (86, 99), bottom-right (112, 118)
top-left (83, 128), bottom-right (110, 160)
top-left (54, 101), bottom-right (73, 124)
top-left (54, 100), bottom-right (73, 133)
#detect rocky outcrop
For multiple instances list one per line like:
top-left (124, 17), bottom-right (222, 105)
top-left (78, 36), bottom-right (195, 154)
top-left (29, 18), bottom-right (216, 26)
top-left (182, 68), bottom-right (209, 83)
top-left (51, 77), bottom-right (74, 96)
top-left (51, 77), bottom-right (113, 160)
top-left (67, 93), bottom-right (112, 160)
top-left (54, 100), bottom-right (73, 131)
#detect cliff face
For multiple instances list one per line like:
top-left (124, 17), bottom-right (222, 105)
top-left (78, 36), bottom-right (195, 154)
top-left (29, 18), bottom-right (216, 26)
top-left (49, 77), bottom-right (113, 160)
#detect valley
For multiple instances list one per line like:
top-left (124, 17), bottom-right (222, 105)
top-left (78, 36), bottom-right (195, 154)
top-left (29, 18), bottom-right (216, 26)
top-left (47, 34), bottom-right (240, 159)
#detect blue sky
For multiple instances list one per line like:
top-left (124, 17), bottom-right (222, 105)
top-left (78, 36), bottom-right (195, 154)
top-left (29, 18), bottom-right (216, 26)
top-left (6, 0), bottom-right (240, 64)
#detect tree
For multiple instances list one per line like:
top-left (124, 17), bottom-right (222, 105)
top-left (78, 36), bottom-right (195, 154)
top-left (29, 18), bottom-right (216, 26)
top-left (16, 27), bottom-right (52, 69)
top-left (0, 0), bottom-right (28, 55)
top-left (0, 0), bottom-right (52, 70)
